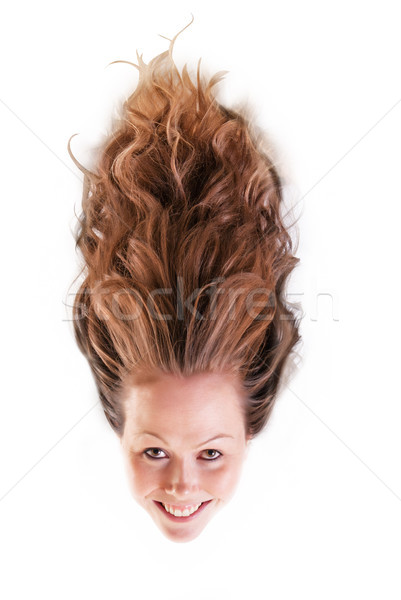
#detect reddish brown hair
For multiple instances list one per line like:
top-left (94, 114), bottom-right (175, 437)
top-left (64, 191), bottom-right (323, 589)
top-left (68, 25), bottom-right (301, 439)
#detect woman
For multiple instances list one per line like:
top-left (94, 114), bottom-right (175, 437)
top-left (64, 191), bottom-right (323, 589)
top-left (68, 21), bottom-right (301, 543)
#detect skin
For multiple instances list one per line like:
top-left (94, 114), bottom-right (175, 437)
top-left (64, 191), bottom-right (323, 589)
top-left (119, 370), bottom-right (251, 543)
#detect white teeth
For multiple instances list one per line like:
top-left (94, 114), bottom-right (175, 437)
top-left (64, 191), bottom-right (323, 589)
top-left (162, 502), bottom-right (202, 517)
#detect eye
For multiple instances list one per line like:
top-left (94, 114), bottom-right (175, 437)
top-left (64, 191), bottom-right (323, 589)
top-left (201, 449), bottom-right (222, 461)
top-left (144, 448), bottom-right (167, 459)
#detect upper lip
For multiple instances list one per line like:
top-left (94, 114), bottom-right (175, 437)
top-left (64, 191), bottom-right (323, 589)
top-left (155, 500), bottom-right (211, 507)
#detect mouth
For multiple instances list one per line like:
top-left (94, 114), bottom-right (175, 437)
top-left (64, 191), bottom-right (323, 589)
top-left (153, 500), bottom-right (213, 523)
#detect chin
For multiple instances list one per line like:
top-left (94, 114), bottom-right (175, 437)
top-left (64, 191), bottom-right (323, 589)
top-left (159, 523), bottom-right (205, 543)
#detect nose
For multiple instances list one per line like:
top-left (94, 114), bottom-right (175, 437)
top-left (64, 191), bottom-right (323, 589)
top-left (163, 457), bottom-right (200, 499)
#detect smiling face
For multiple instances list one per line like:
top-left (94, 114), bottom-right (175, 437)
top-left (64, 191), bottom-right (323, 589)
top-left (119, 370), bottom-right (251, 543)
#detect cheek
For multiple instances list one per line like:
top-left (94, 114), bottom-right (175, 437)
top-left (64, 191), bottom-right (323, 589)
top-left (204, 459), bottom-right (244, 499)
top-left (124, 456), bottom-right (161, 498)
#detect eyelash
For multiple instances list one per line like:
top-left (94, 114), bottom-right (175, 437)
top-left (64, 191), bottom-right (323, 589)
top-left (143, 448), bottom-right (222, 461)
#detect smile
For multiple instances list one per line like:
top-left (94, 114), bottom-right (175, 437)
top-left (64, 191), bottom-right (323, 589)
top-left (154, 500), bottom-right (213, 522)
top-left (163, 502), bottom-right (201, 517)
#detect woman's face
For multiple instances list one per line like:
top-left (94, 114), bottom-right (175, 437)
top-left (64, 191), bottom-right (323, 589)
top-left (119, 370), bottom-right (250, 543)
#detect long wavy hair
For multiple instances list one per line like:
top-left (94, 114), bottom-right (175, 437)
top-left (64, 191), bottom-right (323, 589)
top-left (68, 22), bottom-right (302, 439)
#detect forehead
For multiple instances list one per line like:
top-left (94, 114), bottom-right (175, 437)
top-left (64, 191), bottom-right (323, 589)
top-left (122, 371), bottom-right (246, 439)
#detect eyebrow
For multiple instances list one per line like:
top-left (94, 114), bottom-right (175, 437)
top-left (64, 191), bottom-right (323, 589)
top-left (135, 431), bottom-right (235, 447)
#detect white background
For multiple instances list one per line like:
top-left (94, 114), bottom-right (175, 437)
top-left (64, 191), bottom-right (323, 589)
top-left (1, 1), bottom-right (400, 598)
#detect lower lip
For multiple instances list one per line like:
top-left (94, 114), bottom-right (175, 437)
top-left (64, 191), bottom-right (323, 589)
top-left (154, 500), bottom-right (213, 522)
